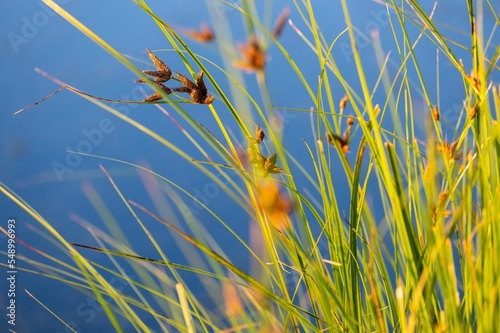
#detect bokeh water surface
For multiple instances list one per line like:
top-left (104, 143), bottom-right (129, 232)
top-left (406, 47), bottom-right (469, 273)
top-left (1, 1), bottom-right (498, 331)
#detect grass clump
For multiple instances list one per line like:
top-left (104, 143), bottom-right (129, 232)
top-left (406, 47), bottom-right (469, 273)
top-left (2, 0), bottom-right (500, 332)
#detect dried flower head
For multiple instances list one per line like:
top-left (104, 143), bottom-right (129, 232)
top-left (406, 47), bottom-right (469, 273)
top-left (183, 23), bottom-right (214, 43)
top-left (250, 124), bottom-right (265, 144)
top-left (233, 36), bottom-right (266, 72)
top-left (247, 125), bottom-right (283, 177)
top-left (257, 180), bottom-right (292, 231)
top-left (432, 191), bottom-right (452, 221)
top-left (326, 117), bottom-right (353, 155)
top-left (437, 139), bottom-right (462, 161)
top-left (248, 150), bottom-right (283, 177)
top-left (469, 104), bottom-right (479, 119)
top-left (173, 71), bottom-right (214, 104)
top-left (438, 191), bottom-right (449, 203)
top-left (347, 116), bottom-right (355, 126)
top-left (144, 84), bottom-right (172, 102)
top-left (136, 49), bottom-right (172, 83)
top-left (466, 70), bottom-right (481, 91)
top-left (134, 49), bottom-right (173, 101)
top-left (432, 105), bottom-right (440, 121)
top-left (272, 7), bottom-right (290, 38)
top-left (339, 94), bottom-right (349, 111)
top-left (326, 132), bottom-right (349, 154)
top-left (263, 154), bottom-right (283, 176)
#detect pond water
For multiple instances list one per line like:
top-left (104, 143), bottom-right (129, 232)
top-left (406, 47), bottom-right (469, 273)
top-left (1, 0), bottom-right (498, 332)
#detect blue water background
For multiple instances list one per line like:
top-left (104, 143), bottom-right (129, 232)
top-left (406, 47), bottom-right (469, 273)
top-left (1, 0), bottom-right (498, 331)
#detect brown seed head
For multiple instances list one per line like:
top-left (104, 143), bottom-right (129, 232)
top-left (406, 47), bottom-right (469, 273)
top-left (173, 71), bottom-right (214, 104)
top-left (257, 181), bottom-right (292, 231)
top-left (143, 83), bottom-right (172, 102)
top-left (326, 131), bottom-right (349, 154)
top-left (432, 105), bottom-right (440, 121)
top-left (347, 116), bottom-right (355, 126)
top-left (144, 92), bottom-right (163, 102)
top-left (469, 104), bottom-right (478, 119)
top-left (203, 95), bottom-right (215, 104)
top-left (184, 23), bottom-right (214, 43)
top-left (339, 94), bottom-right (348, 111)
top-left (255, 125), bottom-right (265, 143)
top-left (466, 70), bottom-right (481, 91)
top-left (246, 125), bottom-right (282, 177)
top-left (233, 36), bottom-right (266, 72)
top-left (272, 7), bottom-right (290, 38)
top-left (135, 49), bottom-right (172, 84)
top-left (437, 140), bottom-right (462, 161)
top-left (146, 49), bottom-right (170, 73)
top-left (438, 191), bottom-right (449, 203)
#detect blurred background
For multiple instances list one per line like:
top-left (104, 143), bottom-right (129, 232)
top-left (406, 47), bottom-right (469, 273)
top-left (1, 0), bottom-right (497, 331)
